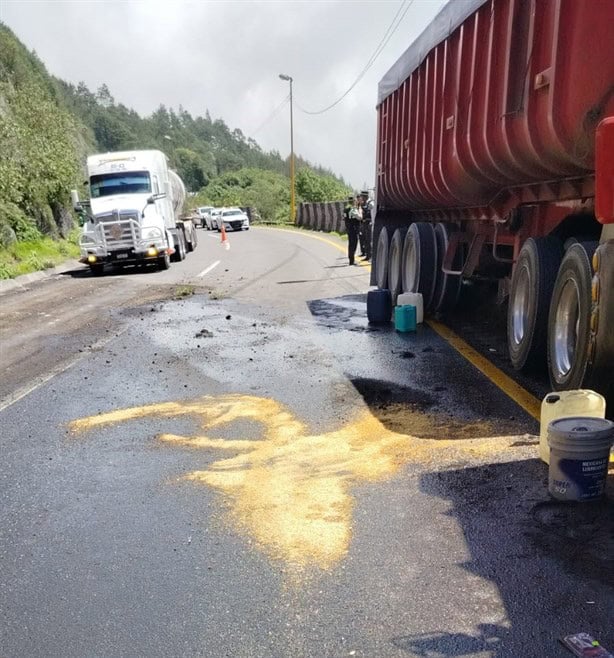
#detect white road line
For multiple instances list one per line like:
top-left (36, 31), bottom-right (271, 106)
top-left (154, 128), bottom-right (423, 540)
top-left (197, 260), bottom-right (221, 278)
top-left (0, 329), bottom-right (126, 413)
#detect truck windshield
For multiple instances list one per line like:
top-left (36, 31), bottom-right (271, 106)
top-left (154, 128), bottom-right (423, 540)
top-left (90, 172), bottom-right (151, 198)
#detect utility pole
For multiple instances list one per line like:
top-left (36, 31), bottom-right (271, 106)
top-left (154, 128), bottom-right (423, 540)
top-left (279, 74), bottom-right (296, 225)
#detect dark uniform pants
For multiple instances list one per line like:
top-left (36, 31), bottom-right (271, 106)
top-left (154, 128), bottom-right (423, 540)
top-left (359, 220), bottom-right (372, 259)
top-left (345, 219), bottom-right (359, 264)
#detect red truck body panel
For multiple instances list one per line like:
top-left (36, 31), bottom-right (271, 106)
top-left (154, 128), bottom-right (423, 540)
top-left (377, 0), bottom-right (614, 222)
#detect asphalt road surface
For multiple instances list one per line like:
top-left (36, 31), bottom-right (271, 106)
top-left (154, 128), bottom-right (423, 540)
top-left (1, 226), bottom-right (613, 658)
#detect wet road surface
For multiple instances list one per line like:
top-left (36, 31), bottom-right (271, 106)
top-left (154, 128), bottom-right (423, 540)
top-left (1, 226), bottom-right (612, 657)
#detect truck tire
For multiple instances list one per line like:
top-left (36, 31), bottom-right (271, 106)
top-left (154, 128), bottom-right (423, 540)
top-left (402, 222), bottom-right (438, 311)
top-left (388, 228), bottom-right (407, 305)
top-left (547, 241), bottom-right (597, 390)
top-left (158, 252), bottom-right (171, 270)
top-left (90, 263), bottom-right (105, 276)
top-left (432, 223), bottom-right (462, 313)
top-left (507, 236), bottom-right (563, 371)
top-left (173, 231), bottom-right (186, 262)
top-left (375, 227), bottom-right (390, 289)
top-left (188, 225), bottom-right (197, 251)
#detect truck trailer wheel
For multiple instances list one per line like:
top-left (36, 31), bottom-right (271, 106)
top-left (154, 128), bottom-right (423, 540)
top-left (547, 241), bottom-right (597, 390)
top-left (402, 222), bottom-right (438, 311)
top-left (173, 231), bottom-right (186, 262)
top-left (188, 225), bottom-right (197, 251)
top-left (432, 223), bottom-right (462, 313)
top-left (388, 228), bottom-right (407, 305)
top-left (375, 227), bottom-right (390, 289)
top-left (507, 236), bottom-right (563, 371)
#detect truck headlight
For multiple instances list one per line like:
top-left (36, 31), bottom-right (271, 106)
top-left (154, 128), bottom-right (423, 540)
top-left (142, 227), bottom-right (163, 239)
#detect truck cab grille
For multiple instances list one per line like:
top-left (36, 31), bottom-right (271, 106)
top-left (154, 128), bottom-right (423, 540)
top-left (94, 212), bottom-right (140, 249)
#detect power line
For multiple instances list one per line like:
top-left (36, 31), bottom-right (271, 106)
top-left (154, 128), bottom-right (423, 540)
top-left (296, 0), bottom-right (415, 116)
top-left (250, 94), bottom-right (290, 137)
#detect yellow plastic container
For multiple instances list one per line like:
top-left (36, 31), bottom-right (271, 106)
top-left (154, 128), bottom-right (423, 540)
top-left (539, 389), bottom-right (606, 464)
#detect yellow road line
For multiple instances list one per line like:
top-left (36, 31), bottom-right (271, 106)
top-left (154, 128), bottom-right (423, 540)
top-left (427, 319), bottom-right (541, 420)
top-left (255, 226), bottom-right (372, 268)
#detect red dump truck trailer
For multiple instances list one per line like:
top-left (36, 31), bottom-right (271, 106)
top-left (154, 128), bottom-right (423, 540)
top-left (373, 0), bottom-right (614, 399)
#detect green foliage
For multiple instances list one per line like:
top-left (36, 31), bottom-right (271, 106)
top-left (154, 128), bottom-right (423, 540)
top-left (174, 148), bottom-right (210, 192)
top-left (192, 168), bottom-right (292, 223)
top-left (0, 200), bottom-right (41, 242)
top-left (0, 23), bottom-right (81, 248)
top-left (0, 235), bottom-right (80, 279)
top-left (295, 167), bottom-right (352, 202)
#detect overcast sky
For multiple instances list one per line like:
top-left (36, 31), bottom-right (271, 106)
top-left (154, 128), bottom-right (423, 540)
top-left (1, 0), bottom-right (446, 189)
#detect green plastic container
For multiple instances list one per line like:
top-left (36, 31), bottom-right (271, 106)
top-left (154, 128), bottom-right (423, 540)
top-left (394, 305), bottom-right (417, 332)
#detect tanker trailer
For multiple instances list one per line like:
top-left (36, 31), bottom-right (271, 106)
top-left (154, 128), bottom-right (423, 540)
top-left (373, 0), bottom-right (614, 400)
top-left (168, 168), bottom-right (198, 261)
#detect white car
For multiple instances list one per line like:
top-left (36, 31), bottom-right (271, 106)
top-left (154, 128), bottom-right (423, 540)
top-left (219, 207), bottom-right (250, 232)
top-left (196, 206), bottom-right (213, 229)
top-left (208, 208), bottom-right (222, 231)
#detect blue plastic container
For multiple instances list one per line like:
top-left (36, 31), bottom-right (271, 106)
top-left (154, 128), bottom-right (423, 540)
top-left (367, 289), bottom-right (392, 324)
top-left (394, 305), bottom-right (417, 332)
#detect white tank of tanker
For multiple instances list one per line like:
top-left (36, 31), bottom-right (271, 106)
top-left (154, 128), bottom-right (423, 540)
top-left (168, 169), bottom-right (186, 220)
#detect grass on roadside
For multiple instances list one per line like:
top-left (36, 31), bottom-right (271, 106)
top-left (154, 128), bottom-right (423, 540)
top-left (174, 285), bottom-right (195, 299)
top-left (0, 231), bottom-right (80, 280)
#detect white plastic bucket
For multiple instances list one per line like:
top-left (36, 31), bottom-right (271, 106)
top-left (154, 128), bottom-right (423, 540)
top-left (539, 390), bottom-right (606, 464)
top-left (547, 416), bottom-right (614, 501)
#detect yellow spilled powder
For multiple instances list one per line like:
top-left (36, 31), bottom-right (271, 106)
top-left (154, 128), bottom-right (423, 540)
top-left (69, 394), bottom-right (527, 572)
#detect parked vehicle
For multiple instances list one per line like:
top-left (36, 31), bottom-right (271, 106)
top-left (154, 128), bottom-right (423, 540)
top-left (373, 0), bottom-right (614, 399)
top-left (219, 207), bottom-right (250, 232)
top-left (73, 150), bottom-right (197, 273)
top-left (196, 206), bottom-right (214, 229)
top-left (208, 208), bottom-right (222, 231)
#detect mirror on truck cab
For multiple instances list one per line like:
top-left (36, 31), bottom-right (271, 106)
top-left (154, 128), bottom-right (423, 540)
top-left (71, 189), bottom-right (87, 226)
top-left (145, 192), bottom-right (167, 205)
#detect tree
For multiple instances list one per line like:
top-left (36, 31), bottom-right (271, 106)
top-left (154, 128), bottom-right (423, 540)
top-left (295, 168), bottom-right (351, 203)
top-left (174, 148), bottom-right (209, 192)
top-left (96, 84), bottom-right (114, 108)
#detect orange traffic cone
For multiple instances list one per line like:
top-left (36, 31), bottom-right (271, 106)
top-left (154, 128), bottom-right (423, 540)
top-left (220, 224), bottom-right (230, 250)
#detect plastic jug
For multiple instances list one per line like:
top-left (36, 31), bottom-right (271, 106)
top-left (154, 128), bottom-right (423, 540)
top-left (394, 305), bottom-right (417, 332)
top-left (539, 389), bottom-right (606, 464)
top-left (397, 292), bottom-right (423, 323)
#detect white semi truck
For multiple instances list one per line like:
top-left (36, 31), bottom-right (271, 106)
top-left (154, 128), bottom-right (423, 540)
top-left (72, 150), bottom-right (197, 274)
